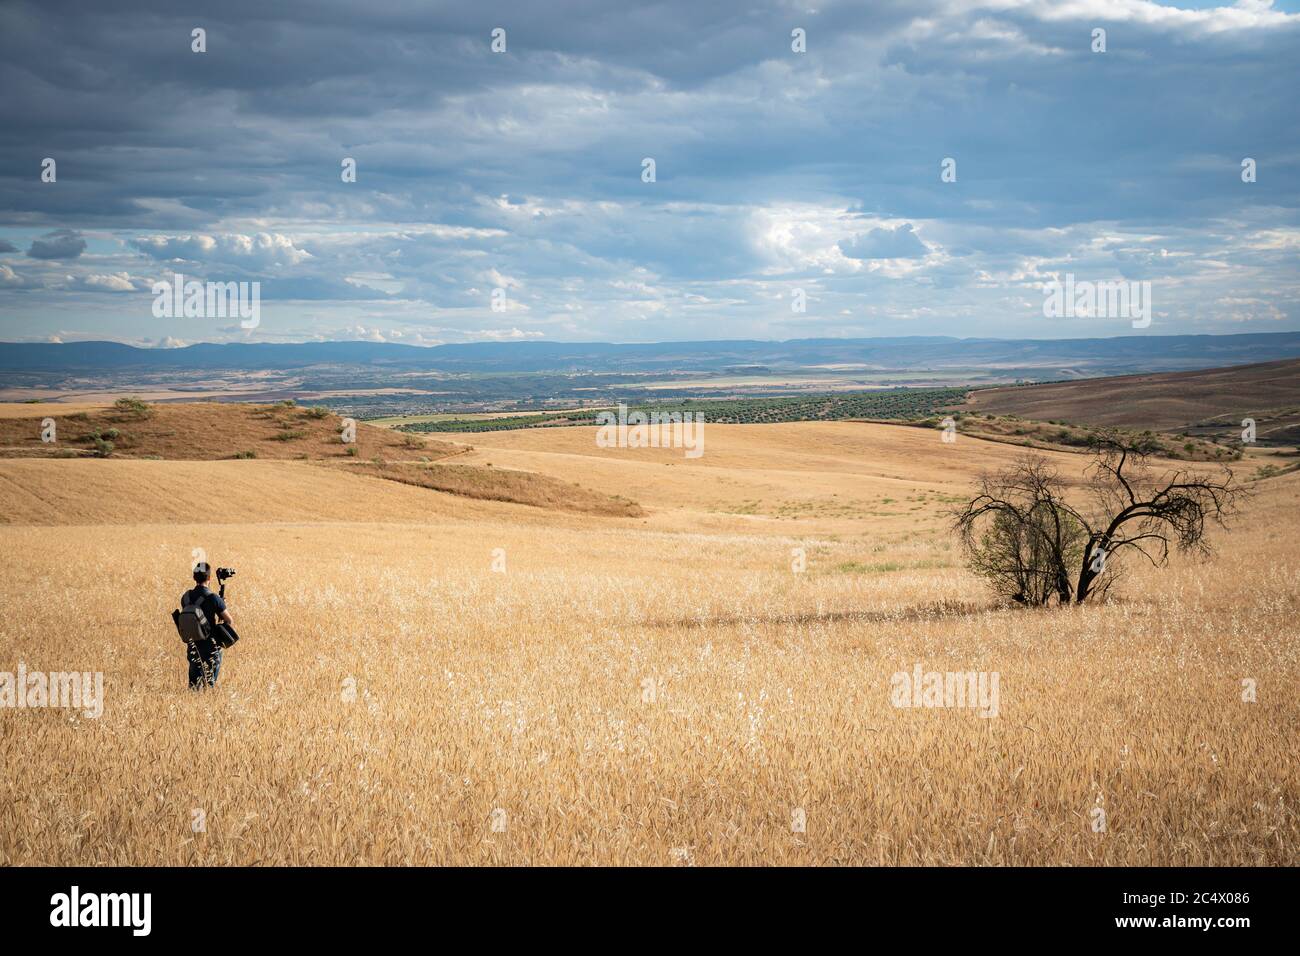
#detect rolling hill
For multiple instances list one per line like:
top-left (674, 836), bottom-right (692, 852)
top-left (0, 400), bottom-right (641, 518)
top-left (962, 358), bottom-right (1300, 443)
top-left (1, 400), bottom-right (1296, 866)
top-left (0, 400), bottom-right (462, 462)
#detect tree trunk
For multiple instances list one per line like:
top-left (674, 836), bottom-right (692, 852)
top-left (1054, 567), bottom-right (1073, 604)
top-left (1075, 541), bottom-right (1101, 603)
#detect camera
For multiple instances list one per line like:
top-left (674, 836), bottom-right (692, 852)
top-left (216, 567), bottom-right (236, 582)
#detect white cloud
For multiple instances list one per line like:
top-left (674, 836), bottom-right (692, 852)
top-left (0, 264), bottom-right (30, 288)
top-left (77, 272), bottom-right (137, 292)
top-left (477, 328), bottom-right (545, 340)
top-left (131, 233), bottom-right (313, 268)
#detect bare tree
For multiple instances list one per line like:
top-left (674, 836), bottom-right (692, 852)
top-left (952, 433), bottom-right (1249, 606)
top-left (951, 456), bottom-right (1084, 605)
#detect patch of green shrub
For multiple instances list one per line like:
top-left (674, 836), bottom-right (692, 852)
top-left (113, 396), bottom-right (152, 420)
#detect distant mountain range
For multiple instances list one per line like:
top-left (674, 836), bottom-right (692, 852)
top-left (3, 332), bottom-right (1300, 376)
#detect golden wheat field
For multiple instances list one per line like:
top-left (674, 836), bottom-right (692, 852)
top-left (1, 418), bottom-right (1297, 865)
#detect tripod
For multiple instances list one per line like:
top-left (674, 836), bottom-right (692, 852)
top-left (213, 574), bottom-right (241, 648)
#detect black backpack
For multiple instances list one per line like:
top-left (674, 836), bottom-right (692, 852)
top-left (173, 592), bottom-right (212, 644)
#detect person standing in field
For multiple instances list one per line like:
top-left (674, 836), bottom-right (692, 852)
top-left (180, 563), bottom-right (234, 689)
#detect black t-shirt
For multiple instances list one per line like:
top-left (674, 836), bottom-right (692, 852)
top-left (181, 585), bottom-right (226, 624)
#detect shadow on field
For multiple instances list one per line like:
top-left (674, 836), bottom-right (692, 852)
top-left (644, 598), bottom-right (989, 630)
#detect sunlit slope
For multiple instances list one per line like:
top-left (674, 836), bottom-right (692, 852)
top-left (0, 421), bottom-right (1212, 533)
top-left (1, 415), bottom-right (1297, 865)
top-left (1, 471), bottom-right (1297, 865)
top-left (463, 420), bottom-right (1097, 477)
top-left (457, 422), bottom-right (1109, 527)
top-left (0, 459), bottom-right (515, 525)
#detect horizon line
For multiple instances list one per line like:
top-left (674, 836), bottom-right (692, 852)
top-left (8, 329), bottom-right (1300, 350)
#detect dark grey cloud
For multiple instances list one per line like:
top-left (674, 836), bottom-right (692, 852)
top-left (0, 0), bottom-right (1297, 343)
top-left (0, 239), bottom-right (17, 253)
top-left (4, 0), bottom-right (1294, 231)
top-left (27, 228), bottom-right (86, 260)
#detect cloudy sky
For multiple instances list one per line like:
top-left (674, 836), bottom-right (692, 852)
top-left (1, 0), bottom-right (1298, 347)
